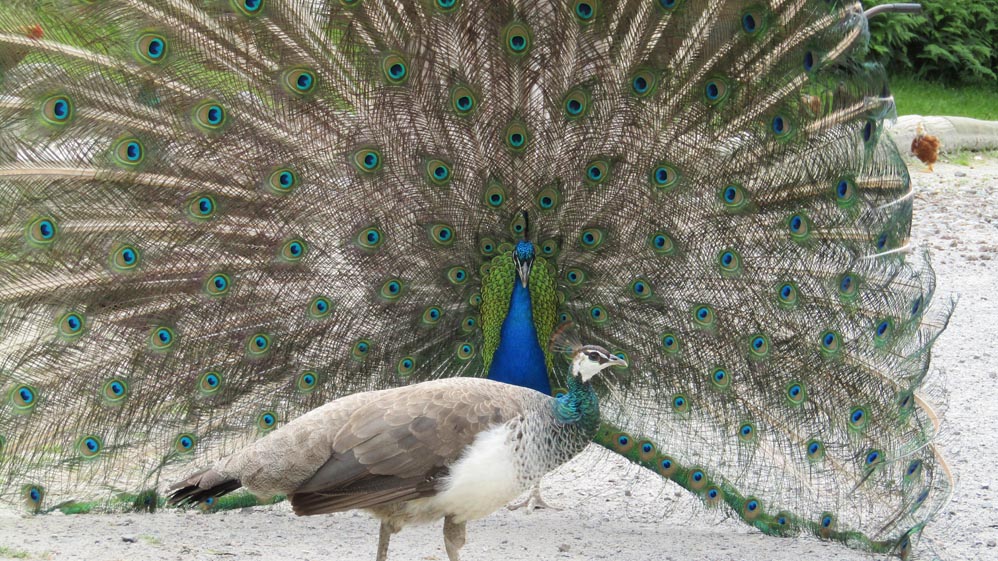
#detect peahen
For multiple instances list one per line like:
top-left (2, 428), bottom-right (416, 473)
top-left (0, 0), bottom-right (952, 559)
top-left (168, 340), bottom-right (626, 561)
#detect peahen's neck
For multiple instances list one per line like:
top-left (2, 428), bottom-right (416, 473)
top-left (487, 277), bottom-right (551, 395)
top-left (552, 374), bottom-right (600, 431)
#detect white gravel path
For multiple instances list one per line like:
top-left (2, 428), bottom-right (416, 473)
top-left (1, 152), bottom-right (996, 561)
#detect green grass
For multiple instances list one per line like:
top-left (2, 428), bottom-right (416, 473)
top-left (0, 546), bottom-right (31, 559)
top-left (891, 76), bottom-right (998, 120)
top-left (942, 149), bottom-right (998, 166)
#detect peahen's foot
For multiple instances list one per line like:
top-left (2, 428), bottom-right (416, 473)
top-left (442, 516), bottom-right (466, 561)
top-left (507, 485), bottom-right (560, 513)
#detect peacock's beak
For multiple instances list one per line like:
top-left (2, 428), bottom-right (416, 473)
top-left (514, 254), bottom-right (532, 288)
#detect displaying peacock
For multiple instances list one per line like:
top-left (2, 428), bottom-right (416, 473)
top-left (0, 0), bottom-right (951, 559)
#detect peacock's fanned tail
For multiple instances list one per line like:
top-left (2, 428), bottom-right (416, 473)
top-left (0, 0), bottom-right (950, 557)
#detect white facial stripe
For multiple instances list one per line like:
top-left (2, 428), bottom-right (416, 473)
top-left (573, 347), bottom-right (620, 382)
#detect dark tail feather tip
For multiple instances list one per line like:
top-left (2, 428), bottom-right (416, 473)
top-left (167, 471), bottom-right (242, 507)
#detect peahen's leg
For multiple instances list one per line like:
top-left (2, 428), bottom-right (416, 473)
top-left (506, 483), bottom-right (560, 513)
top-left (442, 516), bottom-right (466, 561)
top-left (376, 520), bottom-right (400, 561)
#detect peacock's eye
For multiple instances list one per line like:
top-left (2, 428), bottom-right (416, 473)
top-left (588, 352), bottom-right (599, 361)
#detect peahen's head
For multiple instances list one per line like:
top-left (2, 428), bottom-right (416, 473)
top-left (571, 345), bottom-right (627, 383)
top-left (513, 240), bottom-right (535, 288)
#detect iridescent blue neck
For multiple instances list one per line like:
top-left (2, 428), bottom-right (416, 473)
top-left (552, 374), bottom-right (599, 427)
top-left (487, 276), bottom-right (551, 395)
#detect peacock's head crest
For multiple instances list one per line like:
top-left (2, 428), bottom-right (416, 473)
top-left (514, 240), bottom-right (535, 260)
top-left (571, 345), bottom-right (627, 383)
top-left (513, 240), bottom-right (535, 288)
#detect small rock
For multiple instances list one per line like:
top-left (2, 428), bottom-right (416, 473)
top-left (624, 490), bottom-right (632, 497)
top-left (988, 540), bottom-right (996, 547)
top-left (558, 544), bottom-right (571, 552)
top-left (122, 536), bottom-right (137, 543)
top-left (955, 171), bottom-right (967, 177)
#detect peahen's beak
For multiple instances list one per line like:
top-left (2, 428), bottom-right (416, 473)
top-left (514, 253), bottom-right (533, 288)
top-left (608, 355), bottom-right (628, 369)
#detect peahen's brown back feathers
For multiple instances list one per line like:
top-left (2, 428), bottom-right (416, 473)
top-left (0, 1), bottom-right (950, 558)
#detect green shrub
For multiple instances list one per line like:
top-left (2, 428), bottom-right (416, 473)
top-left (866, 0), bottom-right (998, 84)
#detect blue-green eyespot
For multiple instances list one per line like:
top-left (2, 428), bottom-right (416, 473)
top-left (135, 33), bottom-right (168, 65)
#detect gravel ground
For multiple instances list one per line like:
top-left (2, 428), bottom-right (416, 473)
top-left (1, 152), bottom-right (996, 561)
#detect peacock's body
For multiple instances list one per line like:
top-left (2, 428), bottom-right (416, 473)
top-left (485, 240), bottom-right (553, 395)
top-left (0, 0), bottom-right (951, 558)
